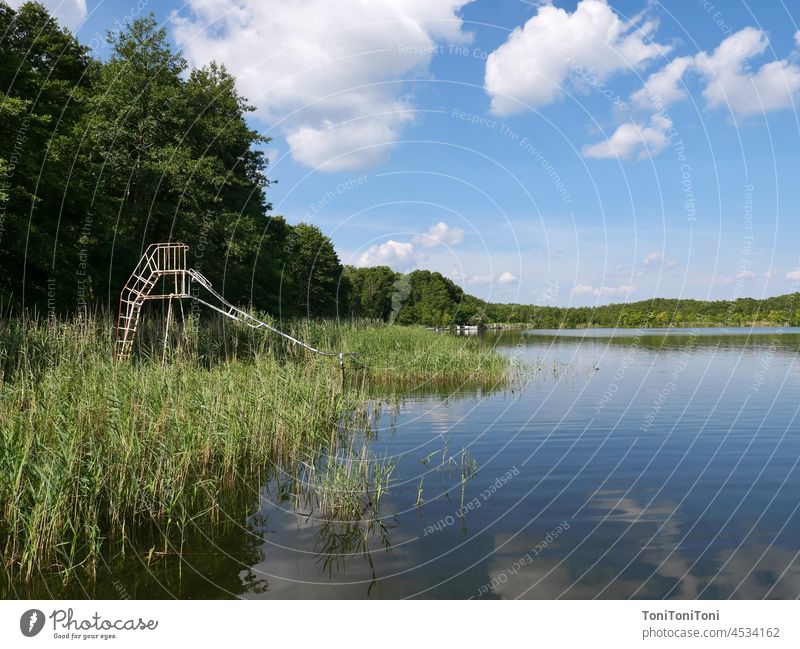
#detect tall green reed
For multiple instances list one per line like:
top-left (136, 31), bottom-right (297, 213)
top-left (0, 313), bottom-right (511, 581)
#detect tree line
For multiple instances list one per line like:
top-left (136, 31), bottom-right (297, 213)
top-left (344, 265), bottom-right (800, 328)
top-left (4, 3), bottom-right (798, 329)
top-left (483, 294), bottom-right (800, 328)
top-left (1, 3), bottom-right (342, 318)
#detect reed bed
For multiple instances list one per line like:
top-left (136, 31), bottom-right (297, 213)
top-left (0, 314), bottom-right (511, 582)
top-left (280, 320), bottom-right (513, 389)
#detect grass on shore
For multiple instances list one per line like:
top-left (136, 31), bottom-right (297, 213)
top-left (0, 314), bottom-right (511, 581)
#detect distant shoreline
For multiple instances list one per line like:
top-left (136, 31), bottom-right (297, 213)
top-left (485, 322), bottom-right (793, 330)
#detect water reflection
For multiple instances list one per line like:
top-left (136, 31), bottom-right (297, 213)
top-left (0, 513), bottom-right (269, 599)
top-left (480, 491), bottom-right (800, 599)
top-left (251, 329), bottom-right (800, 599)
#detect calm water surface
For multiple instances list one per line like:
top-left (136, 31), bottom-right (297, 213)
top-left (14, 328), bottom-right (800, 599)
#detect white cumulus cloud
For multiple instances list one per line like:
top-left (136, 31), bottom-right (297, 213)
top-left (412, 221), bottom-right (465, 248)
top-left (467, 271), bottom-right (517, 286)
top-left (590, 26), bottom-right (800, 162)
top-left (642, 251), bottom-right (662, 266)
top-left (468, 274), bottom-right (493, 285)
top-left (286, 120), bottom-right (410, 172)
top-left (572, 283), bottom-right (635, 298)
top-left (785, 270), bottom-right (800, 281)
top-left (631, 55), bottom-right (694, 110)
top-left (356, 240), bottom-right (416, 269)
top-left (722, 269), bottom-right (757, 285)
top-left (355, 221), bottom-right (464, 269)
top-left (631, 27), bottom-right (800, 118)
top-left (695, 27), bottom-right (800, 116)
top-left (172, 0), bottom-right (472, 171)
top-left (484, 0), bottom-right (667, 115)
top-left (582, 112), bottom-right (672, 160)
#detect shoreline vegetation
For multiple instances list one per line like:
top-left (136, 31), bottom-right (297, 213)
top-left (0, 315), bottom-right (513, 583)
top-left (343, 267), bottom-right (800, 328)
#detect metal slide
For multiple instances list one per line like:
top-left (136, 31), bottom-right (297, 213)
top-left (114, 243), bottom-right (354, 363)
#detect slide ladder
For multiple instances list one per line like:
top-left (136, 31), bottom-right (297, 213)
top-left (113, 243), bottom-right (354, 363)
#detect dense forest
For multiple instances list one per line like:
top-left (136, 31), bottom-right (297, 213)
top-left (3, 3), bottom-right (799, 330)
top-left (343, 265), bottom-right (800, 328)
top-left (482, 294), bottom-right (800, 328)
top-left (1, 3), bottom-right (341, 317)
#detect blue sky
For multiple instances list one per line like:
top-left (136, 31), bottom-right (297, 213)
top-left (32, 0), bottom-right (800, 306)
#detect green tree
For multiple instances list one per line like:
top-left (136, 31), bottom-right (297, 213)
top-left (342, 265), bottom-right (398, 319)
top-left (66, 15), bottom-right (273, 309)
top-left (72, 15), bottom-right (189, 297)
top-left (394, 270), bottom-right (469, 326)
top-left (285, 223), bottom-right (344, 317)
top-left (177, 61), bottom-right (273, 307)
top-left (0, 1), bottom-right (94, 308)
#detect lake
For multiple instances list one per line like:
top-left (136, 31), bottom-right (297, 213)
top-left (12, 327), bottom-right (800, 599)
